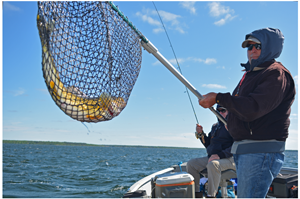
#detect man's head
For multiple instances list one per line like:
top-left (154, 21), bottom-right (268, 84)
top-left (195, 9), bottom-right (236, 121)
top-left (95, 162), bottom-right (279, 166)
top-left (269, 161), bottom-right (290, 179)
top-left (241, 28), bottom-right (284, 70)
top-left (217, 105), bottom-right (228, 118)
top-left (242, 36), bottom-right (261, 65)
top-left (248, 42), bottom-right (261, 65)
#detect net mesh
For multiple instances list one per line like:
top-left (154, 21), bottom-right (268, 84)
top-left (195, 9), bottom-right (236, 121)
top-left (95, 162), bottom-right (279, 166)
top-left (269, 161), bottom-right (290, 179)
top-left (37, 1), bottom-right (142, 122)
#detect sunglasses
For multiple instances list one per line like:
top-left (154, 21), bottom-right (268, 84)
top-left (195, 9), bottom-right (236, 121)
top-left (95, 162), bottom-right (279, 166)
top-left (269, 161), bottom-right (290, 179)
top-left (217, 109), bottom-right (227, 113)
top-left (247, 43), bottom-right (261, 51)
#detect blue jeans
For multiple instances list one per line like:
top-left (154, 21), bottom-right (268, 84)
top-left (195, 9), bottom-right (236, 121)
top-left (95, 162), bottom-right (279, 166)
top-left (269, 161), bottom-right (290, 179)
top-left (233, 152), bottom-right (284, 198)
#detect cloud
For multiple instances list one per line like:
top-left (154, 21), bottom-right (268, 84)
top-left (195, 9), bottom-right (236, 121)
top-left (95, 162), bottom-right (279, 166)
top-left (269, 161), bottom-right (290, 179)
top-left (288, 129), bottom-right (298, 136)
top-left (153, 135), bottom-right (190, 141)
top-left (4, 125), bottom-right (29, 132)
top-left (136, 8), bottom-right (186, 34)
top-left (202, 84), bottom-right (227, 89)
top-left (290, 113), bottom-right (298, 120)
top-left (4, 2), bottom-right (21, 11)
top-left (15, 89), bottom-right (25, 96)
top-left (208, 2), bottom-right (230, 17)
top-left (193, 58), bottom-right (217, 64)
top-left (294, 75), bottom-right (298, 85)
top-left (37, 88), bottom-right (49, 94)
top-left (154, 57), bottom-right (217, 66)
top-left (214, 14), bottom-right (236, 26)
top-left (6, 88), bottom-right (26, 96)
top-left (153, 27), bottom-right (164, 33)
top-left (179, 1), bottom-right (196, 15)
top-left (158, 10), bottom-right (181, 23)
top-left (208, 2), bottom-right (237, 26)
top-left (152, 60), bottom-right (161, 66)
top-left (217, 66), bottom-right (226, 69)
top-left (136, 11), bottom-right (161, 26)
top-left (168, 58), bottom-right (185, 65)
top-left (56, 129), bottom-right (72, 133)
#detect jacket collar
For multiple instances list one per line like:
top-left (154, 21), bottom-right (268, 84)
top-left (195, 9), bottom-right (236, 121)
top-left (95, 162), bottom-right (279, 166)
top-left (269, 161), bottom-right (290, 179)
top-left (241, 59), bottom-right (276, 72)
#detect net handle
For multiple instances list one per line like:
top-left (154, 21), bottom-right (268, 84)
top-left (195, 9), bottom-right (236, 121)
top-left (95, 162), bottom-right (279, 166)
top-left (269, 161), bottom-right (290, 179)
top-left (107, 1), bottom-right (148, 43)
top-left (141, 40), bottom-right (227, 126)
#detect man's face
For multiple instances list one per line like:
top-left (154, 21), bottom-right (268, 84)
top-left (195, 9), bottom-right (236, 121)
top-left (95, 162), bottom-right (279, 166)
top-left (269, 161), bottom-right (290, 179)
top-left (247, 41), bottom-right (261, 64)
top-left (217, 108), bottom-right (228, 118)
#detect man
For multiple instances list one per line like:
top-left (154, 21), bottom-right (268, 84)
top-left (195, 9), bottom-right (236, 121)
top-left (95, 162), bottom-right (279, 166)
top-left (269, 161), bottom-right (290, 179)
top-left (198, 28), bottom-right (296, 197)
top-left (187, 105), bottom-right (235, 198)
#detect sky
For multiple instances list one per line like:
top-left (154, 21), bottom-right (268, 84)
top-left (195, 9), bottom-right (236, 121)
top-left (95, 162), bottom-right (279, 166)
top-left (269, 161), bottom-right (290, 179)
top-left (2, 1), bottom-right (298, 150)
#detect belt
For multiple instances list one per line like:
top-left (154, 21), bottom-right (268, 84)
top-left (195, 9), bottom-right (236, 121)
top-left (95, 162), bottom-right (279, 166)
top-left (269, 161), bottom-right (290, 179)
top-left (231, 139), bottom-right (285, 154)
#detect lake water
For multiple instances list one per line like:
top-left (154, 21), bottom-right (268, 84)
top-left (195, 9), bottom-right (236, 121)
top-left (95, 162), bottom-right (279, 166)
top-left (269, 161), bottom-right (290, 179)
top-left (3, 143), bottom-right (298, 198)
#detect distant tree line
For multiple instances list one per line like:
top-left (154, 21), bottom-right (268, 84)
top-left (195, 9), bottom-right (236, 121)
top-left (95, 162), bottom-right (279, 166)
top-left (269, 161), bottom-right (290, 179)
top-left (3, 140), bottom-right (99, 147)
top-left (2, 140), bottom-right (224, 150)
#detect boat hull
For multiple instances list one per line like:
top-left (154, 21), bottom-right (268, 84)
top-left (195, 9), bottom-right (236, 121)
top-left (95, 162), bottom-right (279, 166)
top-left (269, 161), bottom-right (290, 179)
top-left (123, 163), bottom-right (298, 198)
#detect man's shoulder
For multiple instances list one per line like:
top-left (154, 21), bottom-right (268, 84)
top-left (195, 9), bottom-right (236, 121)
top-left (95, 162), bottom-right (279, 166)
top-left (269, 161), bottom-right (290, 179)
top-left (267, 61), bottom-right (288, 71)
top-left (212, 122), bottom-right (218, 127)
top-left (265, 61), bottom-right (293, 78)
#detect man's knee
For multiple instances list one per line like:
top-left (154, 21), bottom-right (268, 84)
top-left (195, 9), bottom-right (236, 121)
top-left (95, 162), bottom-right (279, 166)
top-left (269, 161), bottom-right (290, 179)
top-left (187, 158), bottom-right (206, 172)
top-left (207, 160), bottom-right (221, 171)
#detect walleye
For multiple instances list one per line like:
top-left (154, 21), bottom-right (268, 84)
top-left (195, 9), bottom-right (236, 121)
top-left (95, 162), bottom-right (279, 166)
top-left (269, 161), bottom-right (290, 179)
top-left (37, 14), bottom-right (126, 122)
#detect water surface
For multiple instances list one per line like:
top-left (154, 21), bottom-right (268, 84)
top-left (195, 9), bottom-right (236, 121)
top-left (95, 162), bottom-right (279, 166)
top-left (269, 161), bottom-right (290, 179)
top-left (3, 143), bottom-right (298, 198)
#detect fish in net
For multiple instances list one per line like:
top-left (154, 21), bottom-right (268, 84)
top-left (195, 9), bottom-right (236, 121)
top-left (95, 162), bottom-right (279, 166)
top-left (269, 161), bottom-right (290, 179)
top-left (37, 1), bottom-right (142, 122)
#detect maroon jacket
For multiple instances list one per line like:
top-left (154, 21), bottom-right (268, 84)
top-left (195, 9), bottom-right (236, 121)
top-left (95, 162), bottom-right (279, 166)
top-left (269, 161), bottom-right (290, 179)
top-left (216, 60), bottom-right (295, 141)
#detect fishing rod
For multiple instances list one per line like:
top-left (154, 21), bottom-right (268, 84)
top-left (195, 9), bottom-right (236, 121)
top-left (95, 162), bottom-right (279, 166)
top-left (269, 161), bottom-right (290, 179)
top-left (152, 2), bottom-right (199, 124)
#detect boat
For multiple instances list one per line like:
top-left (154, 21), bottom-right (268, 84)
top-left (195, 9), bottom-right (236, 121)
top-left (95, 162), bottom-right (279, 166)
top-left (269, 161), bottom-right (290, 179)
top-left (123, 162), bottom-right (298, 198)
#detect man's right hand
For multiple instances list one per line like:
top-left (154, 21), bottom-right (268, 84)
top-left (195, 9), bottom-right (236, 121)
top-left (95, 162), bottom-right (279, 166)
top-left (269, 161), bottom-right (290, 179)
top-left (196, 124), bottom-right (203, 134)
top-left (195, 124), bottom-right (205, 143)
top-left (199, 92), bottom-right (217, 108)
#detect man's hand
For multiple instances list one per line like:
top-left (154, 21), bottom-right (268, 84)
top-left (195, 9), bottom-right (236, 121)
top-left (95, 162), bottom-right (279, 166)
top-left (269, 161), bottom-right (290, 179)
top-left (195, 124), bottom-right (204, 139)
top-left (196, 124), bottom-right (203, 134)
top-left (199, 92), bottom-right (217, 108)
top-left (208, 154), bottom-right (220, 162)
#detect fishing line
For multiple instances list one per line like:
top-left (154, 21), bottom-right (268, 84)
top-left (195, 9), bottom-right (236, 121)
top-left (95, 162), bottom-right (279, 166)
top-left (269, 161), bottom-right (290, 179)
top-left (152, 2), bottom-right (199, 124)
top-left (81, 122), bottom-right (90, 134)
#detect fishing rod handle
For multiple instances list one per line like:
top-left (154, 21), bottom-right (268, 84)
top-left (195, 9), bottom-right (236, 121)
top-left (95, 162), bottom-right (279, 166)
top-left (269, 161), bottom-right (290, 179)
top-left (141, 40), bottom-right (227, 126)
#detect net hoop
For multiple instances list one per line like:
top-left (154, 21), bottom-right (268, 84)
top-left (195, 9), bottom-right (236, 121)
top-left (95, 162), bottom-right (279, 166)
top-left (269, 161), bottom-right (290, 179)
top-left (37, 1), bottom-right (142, 122)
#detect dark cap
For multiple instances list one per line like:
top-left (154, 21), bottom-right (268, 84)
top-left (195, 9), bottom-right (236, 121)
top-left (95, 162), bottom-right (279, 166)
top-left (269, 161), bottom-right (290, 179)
top-left (216, 104), bottom-right (225, 110)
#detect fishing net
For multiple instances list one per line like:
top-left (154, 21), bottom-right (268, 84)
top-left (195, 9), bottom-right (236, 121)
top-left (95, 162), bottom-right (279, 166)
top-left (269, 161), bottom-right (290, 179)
top-left (37, 1), bottom-right (142, 122)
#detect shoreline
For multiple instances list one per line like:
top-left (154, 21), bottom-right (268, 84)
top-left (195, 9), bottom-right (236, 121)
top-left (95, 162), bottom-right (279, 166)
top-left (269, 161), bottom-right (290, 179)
top-left (3, 140), bottom-right (298, 152)
top-left (2, 140), bottom-right (206, 150)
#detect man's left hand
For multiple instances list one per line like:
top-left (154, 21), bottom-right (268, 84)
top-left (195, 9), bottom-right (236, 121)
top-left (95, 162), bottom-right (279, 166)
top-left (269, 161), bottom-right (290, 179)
top-left (208, 154), bottom-right (220, 162)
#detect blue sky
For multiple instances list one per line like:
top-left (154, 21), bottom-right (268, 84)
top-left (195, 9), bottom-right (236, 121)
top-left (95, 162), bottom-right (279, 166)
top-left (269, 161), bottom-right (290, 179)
top-left (2, 1), bottom-right (298, 150)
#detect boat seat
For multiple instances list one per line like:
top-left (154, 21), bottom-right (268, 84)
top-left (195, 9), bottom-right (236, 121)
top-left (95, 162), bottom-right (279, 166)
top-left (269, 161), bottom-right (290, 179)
top-left (200, 168), bottom-right (236, 198)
